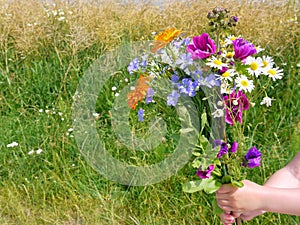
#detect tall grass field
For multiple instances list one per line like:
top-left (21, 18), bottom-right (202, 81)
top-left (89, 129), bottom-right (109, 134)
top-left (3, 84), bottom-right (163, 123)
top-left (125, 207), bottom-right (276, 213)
top-left (0, 0), bottom-right (299, 224)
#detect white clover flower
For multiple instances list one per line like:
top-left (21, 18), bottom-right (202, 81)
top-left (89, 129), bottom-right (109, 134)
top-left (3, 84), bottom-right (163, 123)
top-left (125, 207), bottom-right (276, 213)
top-left (7, 141), bottom-right (18, 148)
top-left (260, 96), bottom-right (275, 107)
top-left (28, 150), bottom-right (35, 155)
top-left (36, 149), bottom-right (43, 154)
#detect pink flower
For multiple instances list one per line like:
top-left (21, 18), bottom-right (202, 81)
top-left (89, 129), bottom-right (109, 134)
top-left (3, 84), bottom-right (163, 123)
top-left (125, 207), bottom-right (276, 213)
top-left (223, 90), bottom-right (250, 125)
top-left (186, 33), bottom-right (217, 59)
top-left (196, 164), bottom-right (215, 179)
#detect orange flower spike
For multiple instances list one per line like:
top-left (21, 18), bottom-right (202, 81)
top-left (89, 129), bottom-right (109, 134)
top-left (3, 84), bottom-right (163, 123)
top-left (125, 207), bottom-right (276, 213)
top-left (127, 75), bottom-right (151, 110)
top-left (152, 27), bottom-right (181, 53)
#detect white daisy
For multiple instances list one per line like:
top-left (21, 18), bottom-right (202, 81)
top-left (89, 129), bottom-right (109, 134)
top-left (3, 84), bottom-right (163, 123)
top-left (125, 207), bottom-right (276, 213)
top-left (260, 96), bottom-right (275, 107)
top-left (206, 56), bottom-right (227, 70)
top-left (235, 75), bottom-right (255, 92)
top-left (245, 56), bottom-right (264, 77)
top-left (224, 35), bottom-right (240, 46)
top-left (218, 69), bottom-right (236, 82)
top-left (261, 55), bottom-right (274, 70)
top-left (266, 67), bottom-right (284, 81)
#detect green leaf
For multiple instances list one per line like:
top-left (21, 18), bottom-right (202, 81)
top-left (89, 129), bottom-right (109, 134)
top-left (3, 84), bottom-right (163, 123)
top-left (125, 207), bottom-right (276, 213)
top-left (203, 178), bottom-right (222, 194)
top-left (231, 180), bottom-right (244, 188)
top-left (182, 180), bottom-right (205, 193)
top-left (201, 112), bottom-right (207, 130)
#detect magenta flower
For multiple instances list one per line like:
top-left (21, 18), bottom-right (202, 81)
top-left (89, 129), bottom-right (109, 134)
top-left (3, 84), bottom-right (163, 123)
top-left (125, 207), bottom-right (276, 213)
top-left (230, 141), bottom-right (238, 153)
top-left (196, 164), bottom-right (215, 179)
top-left (233, 38), bottom-right (257, 62)
top-left (223, 90), bottom-right (250, 125)
top-left (243, 147), bottom-right (262, 168)
top-left (186, 33), bottom-right (217, 59)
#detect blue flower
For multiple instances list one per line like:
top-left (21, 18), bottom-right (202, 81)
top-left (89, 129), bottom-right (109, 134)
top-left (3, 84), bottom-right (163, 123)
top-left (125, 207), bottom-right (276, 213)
top-left (167, 90), bottom-right (180, 106)
top-left (177, 78), bottom-right (198, 97)
top-left (138, 108), bottom-right (145, 122)
top-left (127, 58), bottom-right (139, 74)
top-left (145, 87), bottom-right (155, 104)
top-left (175, 53), bottom-right (193, 70)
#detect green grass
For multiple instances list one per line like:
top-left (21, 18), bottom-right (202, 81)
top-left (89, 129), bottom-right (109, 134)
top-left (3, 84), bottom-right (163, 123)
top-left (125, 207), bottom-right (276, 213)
top-left (0, 0), bottom-right (299, 224)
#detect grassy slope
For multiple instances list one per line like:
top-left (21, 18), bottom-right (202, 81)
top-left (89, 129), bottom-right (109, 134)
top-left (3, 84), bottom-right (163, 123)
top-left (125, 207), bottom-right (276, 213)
top-left (0, 0), bottom-right (299, 224)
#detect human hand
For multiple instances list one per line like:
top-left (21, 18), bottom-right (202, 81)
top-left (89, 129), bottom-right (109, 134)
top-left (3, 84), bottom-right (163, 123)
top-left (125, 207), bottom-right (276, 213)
top-left (216, 180), bottom-right (265, 213)
top-left (219, 212), bottom-right (235, 225)
top-left (240, 210), bottom-right (265, 221)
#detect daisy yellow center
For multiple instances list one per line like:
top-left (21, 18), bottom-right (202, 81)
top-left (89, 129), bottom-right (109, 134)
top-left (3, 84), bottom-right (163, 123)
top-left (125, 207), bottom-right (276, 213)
top-left (214, 60), bottom-right (222, 65)
top-left (250, 62), bottom-right (258, 70)
top-left (241, 79), bottom-right (249, 87)
top-left (262, 61), bottom-right (268, 68)
top-left (222, 71), bottom-right (230, 78)
top-left (268, 69), bottom-right (276, 75)
top-left (226, 52), bottom-right (234, 58)
top-left (230, 36), bottom-right (237, 41)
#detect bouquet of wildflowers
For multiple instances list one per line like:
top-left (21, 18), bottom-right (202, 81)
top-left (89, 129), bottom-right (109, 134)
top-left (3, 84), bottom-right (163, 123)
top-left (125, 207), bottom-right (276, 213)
top-left (126, 6), bottom-right (283, 219)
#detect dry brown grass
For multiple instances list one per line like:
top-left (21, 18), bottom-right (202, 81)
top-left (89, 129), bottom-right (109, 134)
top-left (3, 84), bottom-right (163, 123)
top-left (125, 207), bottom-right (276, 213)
top-left (0, 0), bottom-right (298, 57)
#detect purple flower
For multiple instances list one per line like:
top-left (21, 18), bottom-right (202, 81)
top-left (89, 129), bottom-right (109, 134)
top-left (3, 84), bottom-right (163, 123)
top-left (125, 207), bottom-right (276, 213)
top-left (217, 142), bottom-right (228, 158)
top-left (230, 141), bottom-right (238, 153)
top-left (186, 33), bottom-right (217, 59)
top-left (196, 164), bottom-right (215, 179)
top-left (244, 146), bottom-right (262, 168)
top-left (233, 38), bottom-right (257, 62)
top-left (138, 108), bottom-right (144, 122)
top-left (145, 87), bottom-right (155, 104)
top-left (232, 16), bottom-right (238, 23)
top-left (127, 57), bottom-right (139, 74)
top-left (223, 90), bottom-right (250, 125)
top-left (167, 90), bottom-right (180, 106)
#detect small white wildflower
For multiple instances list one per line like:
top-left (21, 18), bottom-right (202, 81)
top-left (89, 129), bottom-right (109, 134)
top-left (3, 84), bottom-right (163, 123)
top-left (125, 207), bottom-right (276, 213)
top-left (71, 164), bottom-right (75, 167)
top-left (28, 150), bottom-right (35, 155)
top-left (232, 100), bottom-right (239, 106)
top-left (45, 109), bottom-right (50, 114)
top-left (212, 109), bottom-right (224, 118)
top-left (61, 118), bottom-right (64, 121)
top-left (92, 112), bottom-right (99, 117)
top-left (58, 112), bottom-right (63, 116)
top-left (130, 86), bottom-right (135, 91)
top-left (36, 149), bottom-right (43, 154)
top-left (260, 96), bottom-right (275, 107)
top-left (217, 101), bottom-right (223, 107)
top-left (57, 16), bottom-right (65, 22)
top-left (7, 141), bottom-right (18, 148)
top-left (68, 128), bottom-right (74, 132)
top-left (115, 93), bottom-right (119, 97)
top-left (39, 109), bottom-right (43, 113)
top-left (111, 86), bottom-right (117, 91)
top-left (124, 78), bottom-right (129, 82)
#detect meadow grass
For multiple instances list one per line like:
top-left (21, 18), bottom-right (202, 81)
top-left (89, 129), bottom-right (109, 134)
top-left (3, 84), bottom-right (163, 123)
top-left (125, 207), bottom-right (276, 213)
top-left (0, 0), bottom-right (299, 224)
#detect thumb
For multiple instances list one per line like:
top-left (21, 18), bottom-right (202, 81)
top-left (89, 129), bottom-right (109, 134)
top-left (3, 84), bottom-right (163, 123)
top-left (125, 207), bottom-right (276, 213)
top-left (217, 184), bottom-right (237, 194)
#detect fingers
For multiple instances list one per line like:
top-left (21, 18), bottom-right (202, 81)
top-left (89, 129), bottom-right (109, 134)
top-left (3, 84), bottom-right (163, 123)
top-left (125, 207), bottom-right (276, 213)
top-left (217, 184), bottom-right (238, 194)
top-left (220, 212), bottom-right (235, 225)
